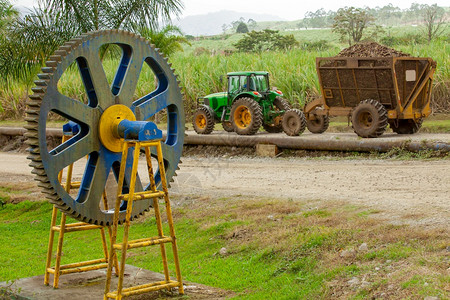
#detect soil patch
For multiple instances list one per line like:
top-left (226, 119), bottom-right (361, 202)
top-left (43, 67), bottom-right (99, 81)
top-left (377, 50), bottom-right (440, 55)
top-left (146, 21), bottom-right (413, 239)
top-left (337, 42), bottom-right (410, 57)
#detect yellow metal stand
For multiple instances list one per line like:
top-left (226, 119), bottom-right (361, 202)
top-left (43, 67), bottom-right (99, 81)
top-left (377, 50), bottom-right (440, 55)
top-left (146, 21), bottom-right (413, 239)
top-left (44, 135), bottom-right (118, 288)
top-left (104, 140), bottom-right (183, 300)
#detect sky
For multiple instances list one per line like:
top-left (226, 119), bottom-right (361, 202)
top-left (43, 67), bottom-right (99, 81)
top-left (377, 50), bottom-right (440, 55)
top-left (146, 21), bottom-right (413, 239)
top-left (12, 0), bottom-right (450, 21)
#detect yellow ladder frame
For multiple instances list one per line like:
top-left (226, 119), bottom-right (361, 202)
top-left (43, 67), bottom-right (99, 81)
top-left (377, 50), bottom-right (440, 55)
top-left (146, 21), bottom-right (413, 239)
top-left (44, 135), bottom-right (118, 288)
top-left (104, 140), bottom-right (183, 300)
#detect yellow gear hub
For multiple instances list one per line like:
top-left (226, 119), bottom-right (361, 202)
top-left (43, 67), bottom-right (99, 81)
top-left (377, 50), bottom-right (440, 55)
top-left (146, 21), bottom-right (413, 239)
top-left (98, 104), bottom-right (136, 152)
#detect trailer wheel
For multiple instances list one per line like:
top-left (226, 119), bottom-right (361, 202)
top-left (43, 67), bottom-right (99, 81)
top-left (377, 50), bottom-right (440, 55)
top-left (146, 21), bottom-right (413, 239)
top-left (263, 97), bottom-right (291, 133)
top-left (231, 97), bottom-right (263, 135)
top-left (282, 109), bottom-right (306, 136)
top-left (193, 105), bottom-right (215, 134)
top-left (222, 121), bottom-right (234, 132)
top-left (306, 108), bottom-right (329, 134)
top-left (352, 99), bottom-right (388, 138)
top-left (389, 118), bottom-right (423, 134)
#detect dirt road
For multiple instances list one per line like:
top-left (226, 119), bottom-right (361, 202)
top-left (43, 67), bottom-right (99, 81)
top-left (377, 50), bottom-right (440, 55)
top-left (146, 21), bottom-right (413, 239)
top-left (0, 152), bottom-right (448, 227)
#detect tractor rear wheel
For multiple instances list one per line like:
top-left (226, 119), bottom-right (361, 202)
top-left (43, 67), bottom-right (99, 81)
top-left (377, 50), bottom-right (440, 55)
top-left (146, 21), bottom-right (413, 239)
top-left (282, 109), bottom-right (306, 136)
top-left (351, 99), bottom-right (388, 138)
top-left (222, 121), bottom-right (234, 132)
top-left (389, 118), bottom-right (423, 134)
top-left (263, 97), bottom-right (291, 133)
top-left (230, 97), bottom-right (263, 135)
top-left (193, 106), bottom-right (215, 134)
top-left (306, 108), bottom-right (329, 134)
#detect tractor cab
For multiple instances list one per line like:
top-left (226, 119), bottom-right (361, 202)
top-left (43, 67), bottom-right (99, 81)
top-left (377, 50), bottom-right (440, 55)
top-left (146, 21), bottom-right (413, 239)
top-left (226, 71), bottom-right (270, 103)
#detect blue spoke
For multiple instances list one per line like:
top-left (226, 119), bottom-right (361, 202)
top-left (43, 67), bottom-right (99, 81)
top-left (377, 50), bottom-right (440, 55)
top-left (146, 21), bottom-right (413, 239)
top-left (48, 90), bottom-right (100, 126)
top-left (115, 48), bottom-right (145, 107)
top-left (133, 89), bottom-right (169, 120)
top-left (83, 50), bottom-right (115, 108)
top-left (46, 134), bottom-right (97, 175)
top-left (78, 152), bottom-right (110, 213)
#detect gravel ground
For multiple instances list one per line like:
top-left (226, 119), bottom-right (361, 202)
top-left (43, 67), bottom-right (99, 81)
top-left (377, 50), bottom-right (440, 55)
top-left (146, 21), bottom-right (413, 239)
top-left (0, 152), bottom-right (448, 228)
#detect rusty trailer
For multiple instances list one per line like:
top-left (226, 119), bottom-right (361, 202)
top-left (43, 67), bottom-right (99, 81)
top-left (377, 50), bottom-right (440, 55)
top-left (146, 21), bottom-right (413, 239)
top-left (304, 56), bottom-right (436, 137)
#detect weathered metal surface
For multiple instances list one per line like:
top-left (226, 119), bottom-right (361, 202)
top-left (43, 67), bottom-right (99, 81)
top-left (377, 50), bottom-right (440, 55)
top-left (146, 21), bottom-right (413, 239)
top-left (23, 30), bottom-right (185, 226)
top-left (314, 56), bottom-right (436, 119)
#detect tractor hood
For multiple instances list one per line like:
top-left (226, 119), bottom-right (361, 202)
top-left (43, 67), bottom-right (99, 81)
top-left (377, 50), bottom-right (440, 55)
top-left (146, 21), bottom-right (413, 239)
top-left (203, 92), bottom-right (228, 99)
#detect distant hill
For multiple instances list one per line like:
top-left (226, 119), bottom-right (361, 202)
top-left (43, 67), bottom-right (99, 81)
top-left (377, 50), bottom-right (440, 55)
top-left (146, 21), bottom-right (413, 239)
top-left (175, 10), bottom-right (284, 36)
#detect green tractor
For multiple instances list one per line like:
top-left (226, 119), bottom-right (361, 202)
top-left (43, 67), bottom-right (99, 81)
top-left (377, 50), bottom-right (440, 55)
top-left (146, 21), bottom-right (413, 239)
top-left (193, 71), bottom-right (306, 136)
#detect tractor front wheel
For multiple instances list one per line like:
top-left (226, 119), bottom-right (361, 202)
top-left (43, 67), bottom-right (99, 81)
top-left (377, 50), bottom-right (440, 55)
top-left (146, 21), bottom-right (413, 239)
top-left (282, 109), bottom-right (306, 136)
top-left (222, 121), bottom-right (234, 132)
top-left (389, 118), bottom-right (423, 134)
top-left (230, 97), bottom-right (263, 135)
top-left (263, 97), bottom-right (291, 133)
top-left (193, 106), bottom-right (215, 134)
top-left (351, 99), bottom-right (388, 138)
top-left (306, 108), bottom-right (329, 134)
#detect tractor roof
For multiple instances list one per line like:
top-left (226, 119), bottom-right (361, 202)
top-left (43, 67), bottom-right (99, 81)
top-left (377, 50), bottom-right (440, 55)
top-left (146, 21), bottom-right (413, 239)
top-left (227, 71), bottom-right (269, 76)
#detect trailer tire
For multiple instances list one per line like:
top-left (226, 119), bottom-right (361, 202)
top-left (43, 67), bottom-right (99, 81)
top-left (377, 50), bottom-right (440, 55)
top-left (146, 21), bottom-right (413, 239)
top-left (306, 108), bottom-right (329, 134)
top-left (231, 97), bottom-right (263, 135)
top-left (222, 121), bottom-right (234, 132)
top-left (389, 118), bottom-right (423, 134)
top-left (282, 109), bottom-right (307, 136)
top-left (193, 105), bottom-right (215, 134)
top-left (352, 99), bottom-right (388, 138)
top-left (263, 97), bottom-right (291, 133)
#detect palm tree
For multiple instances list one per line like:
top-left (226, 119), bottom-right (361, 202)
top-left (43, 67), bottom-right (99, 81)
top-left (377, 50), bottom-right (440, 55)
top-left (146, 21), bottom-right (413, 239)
top-left (1, 0), bottom-right (184, 84)
top-left (137, 24), bottom-right (190, 57)
top-left (45, 0), bottom-right (183, 31)
top-left (0, 0), bottom-right (18, 33)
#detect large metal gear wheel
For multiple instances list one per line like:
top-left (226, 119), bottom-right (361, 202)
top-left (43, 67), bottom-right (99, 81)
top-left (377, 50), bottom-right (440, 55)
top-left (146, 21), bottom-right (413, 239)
top-left (25, 30), bottom-right (185, 225)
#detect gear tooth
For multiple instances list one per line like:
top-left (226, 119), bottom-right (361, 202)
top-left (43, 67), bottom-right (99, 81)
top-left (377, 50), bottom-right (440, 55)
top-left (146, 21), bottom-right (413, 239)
top-left (60, 45), bottom-right (72, 52)
top-left (41, 67), bottom-right (54, 73)
top-left (29, 93), bottom-right (43, 100)
top-left (25, 138), bottom-right (39, 146)
top-left (24, 131), bottom-right (38, 138)
top-left (45, 61), bottom-right (58, 68)
top-left (34, 175), bottom-right (50, 183)
top-left (49, 55), bottom-right (62, 62)
top-left (46, 194), bottom-right (60, 201)
top-left (24, 117), bottom-right (39, 123)
top-left (27, 154), bottom-right (42, 161)
top-left (54, 50), bottom-right (67, 56)
top-left (37, 181), bottom-right (52, 189)
top-left (25, 108), bottom-right (39, 115)
top-left (170, 178), bottom-right (175, 183)
top-left (24, 123), bottom-right (37, 130)
top-left (37, 73), bottom-right (51, 80)
top-left (29, 161), bottom-right (44, 168)
top-left (31, 86), bottom-right (46, 93)
top-left (27, 147), bottom-right (40, 154)
top-left (25, 99), bottom-right (42, 107)
top-left (33, 80), bottom-right (48, 87)
top-left (32, 168), bottom-right (46, 176)
top-left (41, 189), bottom-right (57, 196)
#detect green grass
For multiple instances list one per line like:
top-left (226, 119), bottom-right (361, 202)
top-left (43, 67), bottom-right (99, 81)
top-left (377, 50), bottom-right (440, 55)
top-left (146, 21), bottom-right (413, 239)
top-left (0, 194), bottom-right (448, 299)
top-left (0, 26), bottom-right (449, 120)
